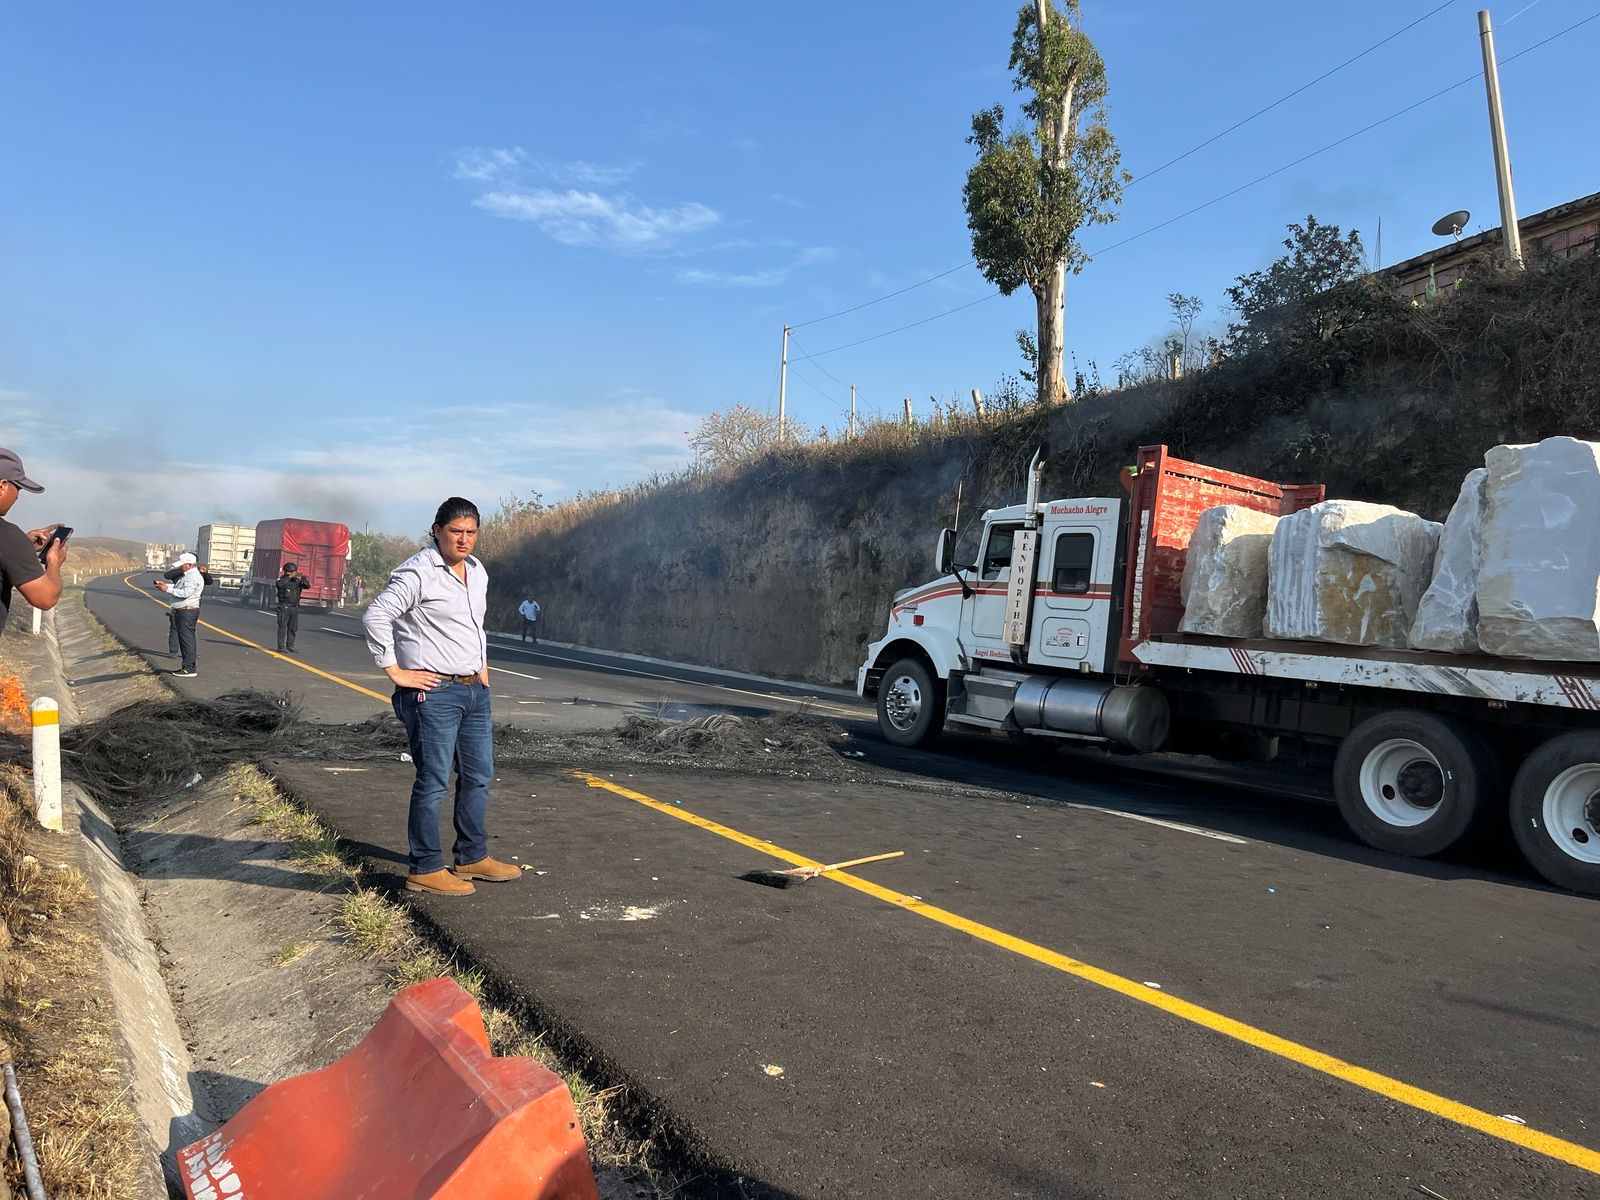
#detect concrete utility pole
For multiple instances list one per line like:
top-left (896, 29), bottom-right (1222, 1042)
top-left (777, 325), bottom-right (790, 440)
top-left (1478, 9), bottom-right (1524, 269)
top-left (903, 397), bottom-right (913, 427)
top-left (1038, 0), bottom-right (1072, 404)
top-left (971, 387), bottom-right (986, 417)
top-left (849, 384), bottom-right (857, 439)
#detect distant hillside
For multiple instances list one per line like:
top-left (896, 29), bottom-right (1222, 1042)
top-left (73, 536), bottom-right (145, 558)
top-left (63, 535), bottom-right (142, 577)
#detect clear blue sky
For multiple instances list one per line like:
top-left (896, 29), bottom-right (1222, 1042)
top-left (1, 1), bottom-right (1593, 543)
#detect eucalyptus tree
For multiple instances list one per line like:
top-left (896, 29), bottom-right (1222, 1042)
top-left (964, 1), bottom-right (1127, 405)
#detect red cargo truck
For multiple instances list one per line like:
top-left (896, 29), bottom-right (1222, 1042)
top-left (242, 519), bottom-right (350, 610)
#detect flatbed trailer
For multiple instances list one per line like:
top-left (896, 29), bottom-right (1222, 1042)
top-left (859, 445), bottom-right (1600, 894)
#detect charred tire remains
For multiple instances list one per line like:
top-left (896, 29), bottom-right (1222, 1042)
top-left (876, 657), bottom-right (944, 748)
top-left (1333, 710), bottom-right (1500, 858)
top-left (1509, 731), bottom-right (1600, 895)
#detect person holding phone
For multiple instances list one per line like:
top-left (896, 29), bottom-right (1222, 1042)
top-left (0, 447), bottom-right (66, 638)
top-left (154, 553), bottom-right (203, 677)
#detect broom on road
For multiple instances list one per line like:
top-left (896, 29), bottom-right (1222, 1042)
top-left (740, 851), bottom-right (904, 889)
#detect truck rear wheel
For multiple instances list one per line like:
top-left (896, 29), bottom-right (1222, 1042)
top-left (876, 657), bottom-right (945, 748)
top-left (1333, 710), bottom-right (1499, 858)
top-left (1508, 732), bottom-right (1600, 895)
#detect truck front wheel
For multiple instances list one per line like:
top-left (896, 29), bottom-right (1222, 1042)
top-left (1333, 710), bottom-right (1499, 858)
top-left (876, 657), bottom-right (945, 748)
top-left (1508, 732), bottom-right (1600, 895)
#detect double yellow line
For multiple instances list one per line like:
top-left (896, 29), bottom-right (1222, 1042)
top-left (576, 770), bottom-right (1600, 1178)
top-left (118, 573), bottom-right (388, 701)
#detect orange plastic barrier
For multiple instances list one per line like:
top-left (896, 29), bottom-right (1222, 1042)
top-left (176, 976), bottom-right (600, 1200)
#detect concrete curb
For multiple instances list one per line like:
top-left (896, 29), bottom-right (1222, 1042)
top-left (40, 596), bottom-right (206, 1197)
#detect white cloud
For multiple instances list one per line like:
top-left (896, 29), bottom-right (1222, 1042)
top-left (538, 159), bottom-right (642, 187)
top-left (454, 147), bottom-right (715, 253)
top-left (676, 245), bottom-right (835, 289)
top-left (120, 510), bottom-right (181, 531)
top-left (452, 146), bottom-right (525, 182)
top-left (474, 188), bottom-right (719, 251)
top-left (5, 384), bottom-right (699, 546)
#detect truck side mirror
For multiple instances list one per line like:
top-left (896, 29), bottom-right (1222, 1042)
top-left (935, 528), bottom-right (957, 576)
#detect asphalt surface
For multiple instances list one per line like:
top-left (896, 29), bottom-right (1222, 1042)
top-left (84, 573), bottom-right (1600, 1198)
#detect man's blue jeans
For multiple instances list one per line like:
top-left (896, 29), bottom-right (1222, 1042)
top-left (392, 681), bottom-right (493, 875)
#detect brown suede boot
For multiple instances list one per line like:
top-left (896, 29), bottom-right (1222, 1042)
top-left (406, 869), bottom-right (476, 896)
top-left (452, 857), bottom-right (521, 882)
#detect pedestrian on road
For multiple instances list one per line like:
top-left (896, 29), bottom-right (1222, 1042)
top-left (362, 496), bottom-right (519, 898)
top-left (275, 561), bottom-right (311, 654)
top-left (518, 596), bottom-right (541, 643)
top-left (353, 573), bottom-right (365, 605)
top-left (0, 447), bottom-right (66, 639)
top-left (162, 561), bottom-right (213, 653)
top-left (155, 552), bottom-right (203, 676)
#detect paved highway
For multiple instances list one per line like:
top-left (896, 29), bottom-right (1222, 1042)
top-left (84, 572), bottom-right (1600, 1198)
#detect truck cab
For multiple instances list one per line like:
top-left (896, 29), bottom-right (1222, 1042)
top-left (860, 451), bottom-right (1165, 754)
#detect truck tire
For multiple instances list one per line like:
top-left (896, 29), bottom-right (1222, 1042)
top-left (876, 657), bottom-right (945, 748)
top-left (1333, 710), bottom-right (1499, 858)
top-left (1508, 732), bottom-right (1600, 895)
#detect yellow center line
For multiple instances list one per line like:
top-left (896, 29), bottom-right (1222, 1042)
top-left (573, 769), bottom-right (1600, 1177)
top-left (118, 574), bottom-right (390, 702)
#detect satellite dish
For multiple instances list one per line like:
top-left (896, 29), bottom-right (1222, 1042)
top-left (1431, 209), bottom-right (1471, 238)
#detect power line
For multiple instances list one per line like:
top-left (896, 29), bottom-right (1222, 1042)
top-left (785, 2), bottom-right (1460, 334)
top-left (1131, 0), bottom-right (1459, 188)
top-left (790, 261), bottom-right (975, 330)
top-left (793, 292), bottom-right (1002, 361)
top-left (786, 333), bottom-right (854, 391)
top-left (784, 9), bottom-right (1595, 367)
top-left (1093, 7), bottom-right (1600, 257)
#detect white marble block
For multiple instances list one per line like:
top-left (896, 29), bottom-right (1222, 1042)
top-left (1409, 468), bottom-right (1486, 653)
top-left (1179, 505), bottom-right (1280, 638)
top-left (1265, 501), bottom-right (1441, 647)
top-left (1476, 437), bottom-right (1600, 660)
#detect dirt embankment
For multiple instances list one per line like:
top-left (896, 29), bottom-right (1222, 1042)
top-left (487, 256), bottom-right (1600, 686)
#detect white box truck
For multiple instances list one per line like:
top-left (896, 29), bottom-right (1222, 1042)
top-left (195, 523), bottom-right (256, 594)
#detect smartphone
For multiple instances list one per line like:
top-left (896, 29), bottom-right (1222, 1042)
top-left (38, 525), bottom-right (72, 564)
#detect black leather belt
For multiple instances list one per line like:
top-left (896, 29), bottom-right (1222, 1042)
top-left (433, 672), bottom-right (483, 684)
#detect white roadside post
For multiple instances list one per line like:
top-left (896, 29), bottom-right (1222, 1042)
top-left (30, 607), bottom-right (40, 636)
top-left (30, 698), bottom-right (61, 832)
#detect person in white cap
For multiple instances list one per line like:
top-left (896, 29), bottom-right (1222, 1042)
top-left (0, 446), bottom-right (67, 638)
top-left (155, 552), bottom-right (204, 677)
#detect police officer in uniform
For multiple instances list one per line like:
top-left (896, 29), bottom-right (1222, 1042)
top-left (275, 561), bottom-right (312, 654)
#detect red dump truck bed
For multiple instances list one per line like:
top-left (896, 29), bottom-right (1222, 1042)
top-left (247, 518), bottom-right (350, 608)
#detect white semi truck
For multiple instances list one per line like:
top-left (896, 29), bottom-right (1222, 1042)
top-left (858, 445), bottom-right (1600, 895)
top-left (195, 523), bottom-right (256, 594)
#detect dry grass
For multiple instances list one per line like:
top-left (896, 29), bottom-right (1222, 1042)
top-left (0, 763), bottom-right (144, 1199)
top-left (228, 769), bottom-right (677, 1191)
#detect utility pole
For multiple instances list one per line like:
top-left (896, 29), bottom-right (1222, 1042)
top-left (1478, 9), bottom-right (1523, 269)
top-left (849, 384), bottom-right (857, 439)
top-left (777, 325), bottom-right (790, 441)
top-left (903, 397), bottom-right (913, 427)
top-left (971, 387), bottom-right (986, 417)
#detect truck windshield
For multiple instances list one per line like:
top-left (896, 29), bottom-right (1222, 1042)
top-left (981, 526), bottom-right (1020, 580)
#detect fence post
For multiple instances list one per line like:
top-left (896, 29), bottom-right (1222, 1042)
top-left (31, 698), bottom-right (61, 832)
